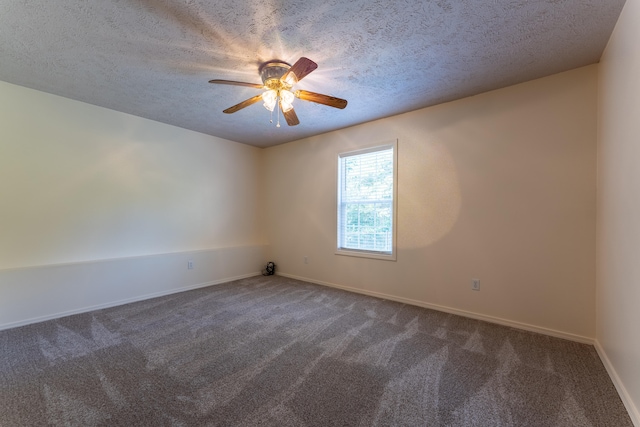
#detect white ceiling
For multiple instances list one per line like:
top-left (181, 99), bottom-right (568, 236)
top-left (0, 0), bottom-right (625, 148)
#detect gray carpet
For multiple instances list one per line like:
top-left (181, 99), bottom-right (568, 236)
top-left (0, 275), bottom-right (633, 426)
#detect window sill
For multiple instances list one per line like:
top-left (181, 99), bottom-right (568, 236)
top-left (335, 249), bottom-right (397, 261)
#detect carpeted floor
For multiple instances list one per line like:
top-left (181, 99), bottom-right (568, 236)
top-left (0, 275), bottom-right (633, 426)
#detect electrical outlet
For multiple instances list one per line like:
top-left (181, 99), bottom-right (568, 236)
top-left (188, 260), bottom-right (194, 270)
top-left (304, 256), bottom-right (308, 264)
top-left (472, 278), bottom-right (480, 291)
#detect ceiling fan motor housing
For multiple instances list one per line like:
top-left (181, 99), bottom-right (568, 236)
top-left (259, 61), bottom-right (293, 90)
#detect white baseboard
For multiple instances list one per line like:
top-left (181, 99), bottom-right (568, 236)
top-left (0, 245), bottom-right (267, 331)
top-left (594, 341), bottom-right (640, 426)
top-left (0, 272), bottom-right (260, 332)
top-left (276, 272), bottom-right (594, 344)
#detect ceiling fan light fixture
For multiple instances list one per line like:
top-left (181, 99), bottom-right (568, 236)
top-left (283, 73), bottom-right (298, 87)
top-left (262, 89), bottom-right (277, 111)
top-left (210, 57), bottom-right (346, 127)
top-left (280, 90), bottom-right (295, 112)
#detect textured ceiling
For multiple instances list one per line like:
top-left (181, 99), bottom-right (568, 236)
top-left (0, 0), bottom-right (625, 148)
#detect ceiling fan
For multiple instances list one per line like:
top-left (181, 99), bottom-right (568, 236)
top-left (209, 57), bottom-right (347, 127)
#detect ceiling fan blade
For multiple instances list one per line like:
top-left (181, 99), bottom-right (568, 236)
top-left (209, 79), bottom-right (264, 89)
top-left (282, 106), bottom-right (300, 126)
top-left (295, 90), bottom-right (347, 109)
top-left (223, 94), bottom-right (263, 114)
top-left (282, 57), bottom-right (317, 84)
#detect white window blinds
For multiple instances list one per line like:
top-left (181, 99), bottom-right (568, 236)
top-left (337, 144), bottom-right (395, 255)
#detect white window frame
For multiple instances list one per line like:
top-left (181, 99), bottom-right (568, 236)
top-left (335, 140), bottom-right (398, 261)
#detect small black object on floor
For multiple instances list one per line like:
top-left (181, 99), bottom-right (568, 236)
top-left (262, 261), bottom-right (276, 276)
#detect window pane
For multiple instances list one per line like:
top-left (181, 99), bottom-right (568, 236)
top-left (338, 145), bottom-right (394, 254)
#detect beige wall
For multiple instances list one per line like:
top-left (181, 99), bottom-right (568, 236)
top-left (597, 0), bottom-right (640, 423)
top-left (0, 81), bottom-right (265, 269)
top-left (264, 65), bottom-right (597, 340)
top-left (0, 81), bottom-right (266, 328)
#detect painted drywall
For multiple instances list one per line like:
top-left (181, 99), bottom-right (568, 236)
top-left (0, 247), bottom-right (265, 330)
top-left (596, 0), bottom-right (640, 423)
top-left (0, 80), bottom-right (265, 269)
top-left (264, 65), bottom-right (597, 340)
top-left (0, 81), bottom-right (266, 328)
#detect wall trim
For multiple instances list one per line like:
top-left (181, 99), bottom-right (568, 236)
top-left (277, 272), bottom-right (594, 345)
top-left (0, 272), bottom-right (260, 332)
top-left (0, 245), bottom-right (265, 273)
top-left (594, 340), bottom-right (640, 426)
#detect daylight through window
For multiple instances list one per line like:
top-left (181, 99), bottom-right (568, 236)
top-left (337, 143), bottom-right (396, 259)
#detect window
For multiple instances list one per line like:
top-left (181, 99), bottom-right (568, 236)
top-left (337, 141), bottom-right (397, 260)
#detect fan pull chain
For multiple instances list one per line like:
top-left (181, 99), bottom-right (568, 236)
top-left (269, 108), bottom-right (273, 124)
top-left (276, 95), bottom-right (281, 128)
